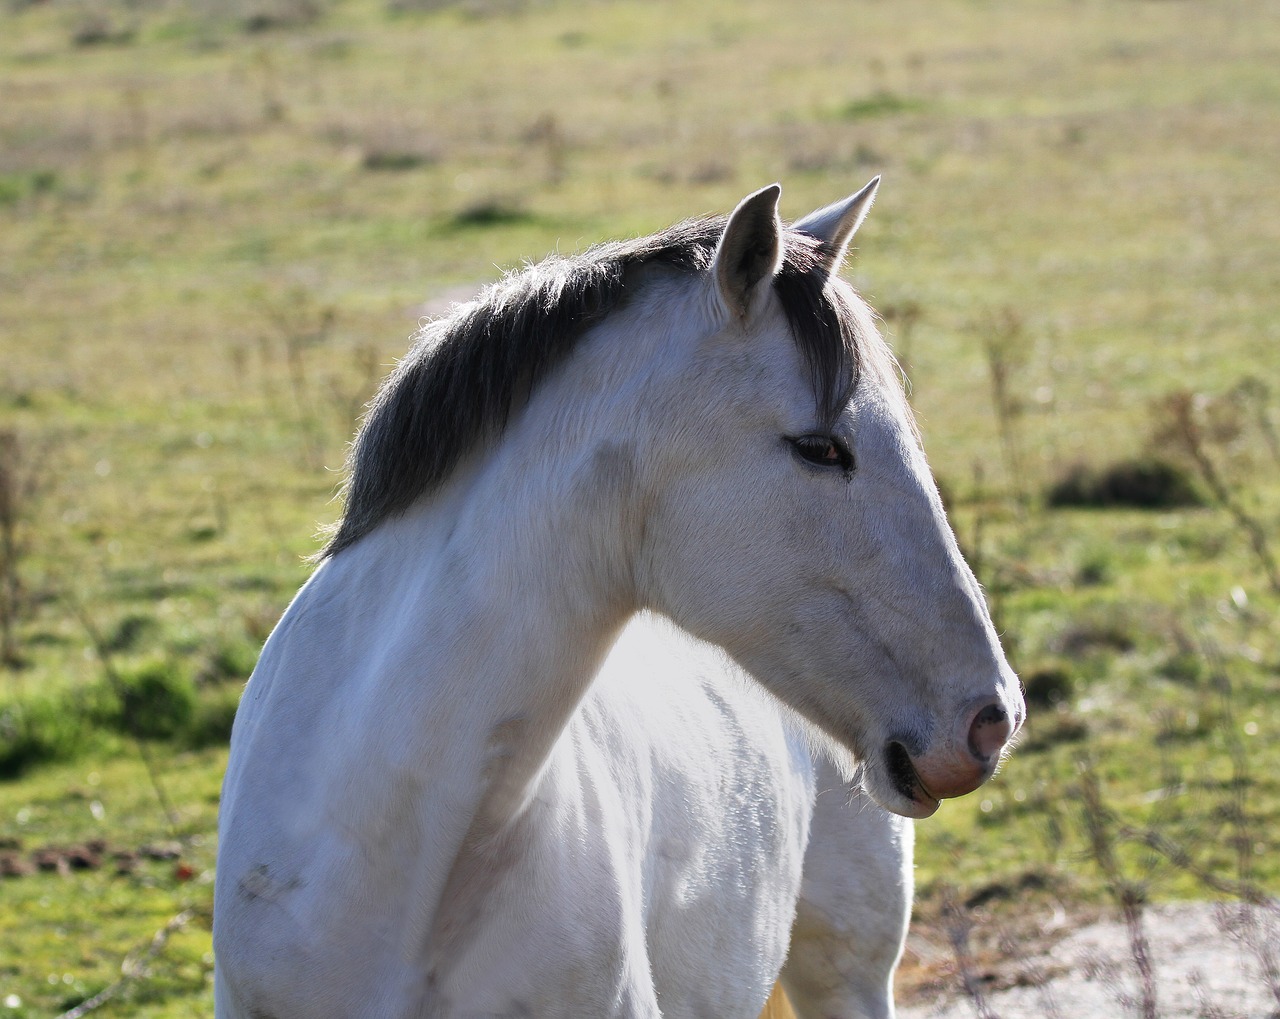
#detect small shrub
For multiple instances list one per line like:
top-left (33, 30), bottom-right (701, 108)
top-left (0, 170), bottom-right (59, 207)
top-left (1022, 664), bottom-right (1074, 708)
top-left (69, 15), bottom-right (135, 47)
top-left (202, 637), bottom-right (259, 683)
top-left (0, 663), bottom-right (239, 776)
top-left (837, 91), bottom-right (926, 120)
top-left (1053, 617), bottom-right (1136, 656)
top-left (0, 699), bottom-right (66, 777)
top-left (241, 0), bottom-right (323, 32)
top-left (114, 660), bottom-right (197, 740)
top-left (963, 869), bottom-right (1054, 908)
top-left (0, 689), bottom-right (105, 778)
top-left (1159, 649), bottom-right (1205, 685)
top-left (362, 149), bottom-right (433, 172)
top-left (186, 685), bottom-right (242, 748)
top-left (1075, 547), bottom-right (1114, 586)
top-left (1046, 457), bottom-right (1204, 509)
top-left (448, 198), bottom-right (532, 229)
top-left (328, 114), bottom-right (443, 172)
top-left (1019, 707), bottom-right (1089, 752)
top-left (103, 612), bottom-right (159, 654)
top-left (385, 0), bottom-right (458, 11)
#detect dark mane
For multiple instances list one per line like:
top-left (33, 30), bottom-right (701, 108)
top-left (321, 218), bottom-right (862, 557)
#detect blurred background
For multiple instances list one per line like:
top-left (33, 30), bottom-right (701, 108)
top-left (0, 0), bottom-right (1277, 1015)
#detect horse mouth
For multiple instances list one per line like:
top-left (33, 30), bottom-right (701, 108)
top-left (884, 741), bottom-right (939, 814)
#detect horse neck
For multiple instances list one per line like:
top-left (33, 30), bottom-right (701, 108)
top-left (342, 486), bottom-right (628, 818)
top-left (316, 329), bottom-right (666, 847)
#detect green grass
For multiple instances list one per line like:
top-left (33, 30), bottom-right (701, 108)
top-left (1, 0), bottom-right (1279, 1013)
top-left (0, 748), bottom-right (222, 1017)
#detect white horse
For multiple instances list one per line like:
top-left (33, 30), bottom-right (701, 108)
top-left (214, 181), bottom-right (1023, 1018)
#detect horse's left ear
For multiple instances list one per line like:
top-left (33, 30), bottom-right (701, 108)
top-left (713, 183), bottom-right (784, 319)
top-left (793, 176), bottom-right (881, 278)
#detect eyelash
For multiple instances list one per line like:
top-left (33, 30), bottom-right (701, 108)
top-left (787, 434), bottom-right (855, 474)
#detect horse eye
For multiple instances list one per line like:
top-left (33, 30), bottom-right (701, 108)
top-left (788, 434), bottom-right (854, 473)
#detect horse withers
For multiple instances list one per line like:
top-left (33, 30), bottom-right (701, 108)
top-left (214, 181), bottom-right (1023, 1018)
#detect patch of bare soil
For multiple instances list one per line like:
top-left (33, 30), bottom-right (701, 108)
top-left (898, 902), bottom-right (1279, 1019)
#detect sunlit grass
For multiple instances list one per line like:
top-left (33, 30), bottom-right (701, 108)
top-left (1, 0), bottom-right (1278, 1013)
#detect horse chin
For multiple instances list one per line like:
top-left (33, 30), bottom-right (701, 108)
top-left (865, 743), bottom-right (942, 819)
top-left (878, 781), bottom-right (941, 820)
top-left (803, 715), bottom-right (942, 818)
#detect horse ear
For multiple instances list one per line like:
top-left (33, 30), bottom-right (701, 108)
top-left (713, 183), bottom-right (783, 319)
top-left (793, 176), bottom-right (880, 277)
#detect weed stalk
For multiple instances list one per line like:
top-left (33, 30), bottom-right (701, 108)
top-left (977, 307), bottom-right (1030, 513)
top-left (1153, 390), bottom-right (1280, 592)
top-left (940, 884), bottom-right (1002, 1019)
top-left (68, 595), bottom-right (181, 835)
top-left (1230, 376), bottom-right (1280, 468)
top-left (256, 285), bottom-right (338, 470)
top-left (54, 908), bottom-right (198, 1019)
top-left (1076, 765), bottom-right (1158, 1019)
top-left (0, 430), bottom-right (46, 670)
top-left (881, 299), bottom-right (922, 405)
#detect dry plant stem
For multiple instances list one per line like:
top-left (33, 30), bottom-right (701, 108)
top-left (979, 308), bottom-right (1029, 513)
top-left (1218, 901), bottom-right (1280, 1013)
top-left (882, 300), bottom-right (922, 404)
top-left (968, 459), bottom-right (988, 588)
top-left (996, 927), bottom-right (1064, 1019)
top-left (1117, 808), bottom-right (1280, 1007)
top-left (1186, 971), bottom-right (1235, 1019)
top-left (54, 908), bottom-right (197, 1019)
top-left (0, 430), bottom-right (46, 669)
top-left (1159, 392), bottom-right (1280, 592)
top-left (1077, 768), bottom-right (1158, 1019)
top-left (258, 288), bottom-right (337, 471)
top-left (1194, 625), bottom-right (1280, 1010)
top-left (1198, 632), bottom-right (1254, 895)
top-left (328, 343), bottom-right (384, 439)
top-left (1117, 825), bottom-right (1271, 905)
top-left (941, 886), bottom-right (1002, 1019)
top-left (965, 460), bottom-right (1009, 639)
top-left (1233, 376), bottom-right (1280, 468)
top-left (1146, 711), bottom-right (1187, 859)
top-left (0, 435), bottom-right (20, 667)
top-left (68, 596), bottom-right (181, 836)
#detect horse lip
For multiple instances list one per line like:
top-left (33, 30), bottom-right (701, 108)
top-left (884, 740), bottom-right (939, 811)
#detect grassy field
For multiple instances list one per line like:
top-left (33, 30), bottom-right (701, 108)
top-left (1, 0), bottom-right (1278, 1014)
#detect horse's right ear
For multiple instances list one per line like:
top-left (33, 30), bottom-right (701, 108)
top-left (712, 184), bottom-right (783, 320)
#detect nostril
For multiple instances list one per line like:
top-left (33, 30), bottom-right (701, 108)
top-left (968, 702), bottom-right (1011, 761)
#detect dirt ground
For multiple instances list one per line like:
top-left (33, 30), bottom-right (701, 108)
top-left (897, 901), bottom-right (1279, 1019)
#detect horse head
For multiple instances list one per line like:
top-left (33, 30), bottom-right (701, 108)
top-left (633, 182), bottom-right (1024, 818)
